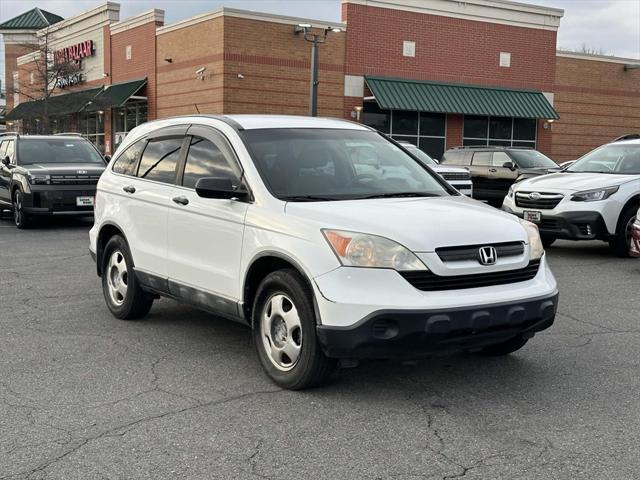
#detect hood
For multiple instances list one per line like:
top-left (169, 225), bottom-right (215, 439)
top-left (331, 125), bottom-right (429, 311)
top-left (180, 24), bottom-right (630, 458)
top-left (517, 172), bottom-right (635, 193)
top-left (432, 165), bottom-right (470, 175)
top-left (519, 166), bottom-right (561, 175)
top-left (285, 195), bottom-right (526, 252)
top-left (24, 163), bottom-right (106, 174)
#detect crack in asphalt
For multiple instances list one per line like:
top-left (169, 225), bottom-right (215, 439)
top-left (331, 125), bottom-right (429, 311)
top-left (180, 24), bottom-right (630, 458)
top-left (2, 388), bottom-right (283, 480)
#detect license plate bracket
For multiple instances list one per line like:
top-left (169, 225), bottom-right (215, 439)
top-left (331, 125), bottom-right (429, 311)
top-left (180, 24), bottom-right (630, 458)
top-left (523, 210), bottom-right (541, 223)
top-left (76, 196), bottom-right (94, 207)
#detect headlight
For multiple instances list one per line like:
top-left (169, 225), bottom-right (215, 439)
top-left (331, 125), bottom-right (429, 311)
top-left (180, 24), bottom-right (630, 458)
top-left (571, 186), bottom-right (619, 202)
top-left (27, 173), bottom-right (50, 185)
top-left (518, 219), bottom-right (544, 260)
top-left (507, 185), bottom-right (515, 199)
top-left (322, 229), bottom-right (427, 271)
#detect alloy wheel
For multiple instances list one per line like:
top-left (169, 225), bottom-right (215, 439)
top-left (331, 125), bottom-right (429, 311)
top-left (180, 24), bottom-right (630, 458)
top-left (13, 192), bottom-right (22, 227)
top-left (106, 250), bottom-right (128, 306)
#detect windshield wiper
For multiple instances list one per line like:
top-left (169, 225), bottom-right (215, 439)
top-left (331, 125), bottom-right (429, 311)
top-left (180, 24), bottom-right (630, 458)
top-left (358, 192), bottom-right (440, 199)
top-left (281, 195), bottom-right (338, 202)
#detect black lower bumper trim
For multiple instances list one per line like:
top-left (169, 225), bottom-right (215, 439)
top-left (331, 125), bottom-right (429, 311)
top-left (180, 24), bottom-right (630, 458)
top-left (316, 292), bottom-right (558, 359)
top-left (503, 207), bottom-right (609, 240)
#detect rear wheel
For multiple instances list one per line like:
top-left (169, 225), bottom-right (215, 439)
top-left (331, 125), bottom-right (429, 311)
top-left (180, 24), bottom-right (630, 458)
top-left (609, 207), bottom-right (638, 258)
top-left (252, 269), bottom-right (336, 390)
top-left (478, 336), bottom-right (529, 356)
top-left (101, 235), bottom-right (154, 320)
top-left (13, 190), bottom-right (30, 229)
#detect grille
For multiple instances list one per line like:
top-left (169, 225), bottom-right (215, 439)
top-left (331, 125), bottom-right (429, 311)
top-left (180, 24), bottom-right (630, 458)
top-left (436, 242), bottom-right (525, 262)
top-left (50, 174), bottom-right (100, 185)
top-left (441, 172), bottom-right (470, 181)
top-left (400, 260), bottom-right (540, 291)
top-left (515, 192), bottom-right (563, 209)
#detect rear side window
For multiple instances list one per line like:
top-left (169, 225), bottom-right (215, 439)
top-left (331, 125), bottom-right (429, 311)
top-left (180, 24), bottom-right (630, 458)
top-left (182, 137), bottom-right (236, 189)
top-left (112, 140), bottom-right (145, 176)
top-left (442, 150), bottom-right (468, 165)
top-left (472, 152), bottom-right (492, 166)
top-left (0, 141), bottom-right (7, 159)
top-left (137, 137), bottom-right (183, 184)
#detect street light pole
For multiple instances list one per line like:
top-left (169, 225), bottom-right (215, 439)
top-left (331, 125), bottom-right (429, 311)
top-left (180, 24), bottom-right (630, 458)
top-left (294, 24), bottom-right (342, 117)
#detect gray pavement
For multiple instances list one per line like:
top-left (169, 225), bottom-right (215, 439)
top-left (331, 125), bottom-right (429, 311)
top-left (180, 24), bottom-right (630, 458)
top-left (1, 216), bottom-right (639, 479)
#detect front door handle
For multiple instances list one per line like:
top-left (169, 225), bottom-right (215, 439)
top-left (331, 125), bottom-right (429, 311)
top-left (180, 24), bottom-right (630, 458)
top-left (123, 185), bottom-right (136, 194)
top-left (489, 168), bottom-right (497, 173)
top-left (172, 196), bottom-right (189, 206)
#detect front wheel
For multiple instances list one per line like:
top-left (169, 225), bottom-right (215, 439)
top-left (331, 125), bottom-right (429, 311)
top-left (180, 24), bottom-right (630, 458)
top-left (101, 235), bottom-right (154, 320)
top-left (13, 190), bottom-right (30, 229)
top-left (252, 269), bottom-right (336, 390)
top-left (477, 336), bottom-right (529, 356)
top-left (609, 207), bottom-right (638, 258)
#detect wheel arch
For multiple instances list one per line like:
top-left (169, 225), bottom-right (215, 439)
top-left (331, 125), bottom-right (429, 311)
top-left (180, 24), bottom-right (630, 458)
top-left (96, 222), bottom-right (127, 276)
top-left (242, 252), bottom-right (319, 325)
top-left (618, 194), bottom-right (640, 229)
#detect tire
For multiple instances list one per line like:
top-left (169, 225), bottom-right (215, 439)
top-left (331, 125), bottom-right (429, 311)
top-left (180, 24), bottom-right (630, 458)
top-left (609, 206), bottom-right (638, 258)
top-left (541, 235), bottom-right (556, 248)
top-left (101, 235), bottom-right (154, 320)
top-left (252, 269), bottom-right (336, 390)
top-left (478, 336), bottom-right (529, 356)
top-left (13, 189), bottom-right (30, 229)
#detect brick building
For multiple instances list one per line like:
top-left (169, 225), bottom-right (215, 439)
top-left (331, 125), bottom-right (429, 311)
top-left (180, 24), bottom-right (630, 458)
top-left (1, 0), bottom-right (638, 159)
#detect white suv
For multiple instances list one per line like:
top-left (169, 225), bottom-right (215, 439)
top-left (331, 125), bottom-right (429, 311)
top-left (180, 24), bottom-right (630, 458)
top-left (90, 115), bottom-right (558, 389)
top-left (503, 138), bottom-right (640, 256)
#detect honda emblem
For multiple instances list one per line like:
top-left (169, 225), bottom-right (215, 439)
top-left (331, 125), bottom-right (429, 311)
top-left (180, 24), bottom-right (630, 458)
top-left (478, 246), bottom-right (497, 265)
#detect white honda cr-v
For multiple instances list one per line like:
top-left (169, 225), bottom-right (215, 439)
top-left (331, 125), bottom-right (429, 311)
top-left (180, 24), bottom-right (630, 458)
top-left (90, 115), bottom-right (558, 389)
top-left (502, 138), bottom-right (640, 256)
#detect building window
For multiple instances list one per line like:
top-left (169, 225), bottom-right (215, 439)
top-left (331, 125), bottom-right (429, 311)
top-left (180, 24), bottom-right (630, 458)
top-left (126, 45), bottom-right (132, 60)
top-left (81, 111), bottom-right (105, 153)
top-left (363, 103), bottom-right (446, 159)
top-left (113, 101), bottom-right (147, 150)
top-left (463, 115), bottom-right (536, 148)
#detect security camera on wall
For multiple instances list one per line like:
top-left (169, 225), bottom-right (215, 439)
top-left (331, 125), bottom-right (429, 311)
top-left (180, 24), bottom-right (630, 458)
top-left (195, 67), bottom-right (207, 80)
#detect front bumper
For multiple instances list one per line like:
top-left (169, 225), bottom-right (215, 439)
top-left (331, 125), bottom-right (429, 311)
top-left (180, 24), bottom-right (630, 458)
top-left (503, 204), bottom-right (609, 240)
top-left (317, 291), bottom-right (558, 359)
top-left (22, 185), bottom-right (96, 216)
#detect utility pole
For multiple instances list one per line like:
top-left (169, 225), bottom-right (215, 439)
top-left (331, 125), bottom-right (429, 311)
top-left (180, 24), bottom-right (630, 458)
top-left (294, 24), bottom-right (342, 117)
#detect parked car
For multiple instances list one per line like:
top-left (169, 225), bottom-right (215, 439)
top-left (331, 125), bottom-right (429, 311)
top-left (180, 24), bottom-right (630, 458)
top-left (0, 133), bottom-right (107, 228)
top-left (502, 138), bottom-right (640, 256)
top-left (90, 115), bottom-right (558, 389)
top-left (440, 146), bottom-right (560, 206)
top-left (397, 141), bottom-right (473, 196)
top-left (630, 208), bottom-right (640, 257)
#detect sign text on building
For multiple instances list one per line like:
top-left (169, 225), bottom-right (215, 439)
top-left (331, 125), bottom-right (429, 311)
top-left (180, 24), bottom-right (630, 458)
top-left (53, 40), bottom-right (94, 65)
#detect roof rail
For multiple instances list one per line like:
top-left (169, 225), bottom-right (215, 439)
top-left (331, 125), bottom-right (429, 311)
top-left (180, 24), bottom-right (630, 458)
top-left (53, 132), bottom-right (84, 137)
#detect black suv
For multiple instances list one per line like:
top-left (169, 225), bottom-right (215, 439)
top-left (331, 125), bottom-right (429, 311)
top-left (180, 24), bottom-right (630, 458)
top-left (440, 146), bottom-right (560, 205)
top-left (0, 133), bottom-right (107, 228)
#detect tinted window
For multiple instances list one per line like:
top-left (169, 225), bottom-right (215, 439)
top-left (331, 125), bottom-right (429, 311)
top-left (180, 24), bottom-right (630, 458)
top-left (112, 140), bottom-right (146, 176)
top-left (419, 137), bottom-right (445, 161)
top-left (568, 144), bottom-right (640, 174)
top-left (472, 152), bottom-right (492, 166)
top-left (419, 112), bottom-right (446, 137)
top-left (513, 118), bottom-right (536, 140)
top-left (362, 102), bottom-right (390, 134)
top-left (17, 138), bottom-right (102, 165)
top-left (464, 116), bottom-right (488, 139)
top-left (137, 137), bottom-right (183, 184)
top-left (182, 137), bottom-right (236, 189)
top-left (489, 117), bottom-right (512, 140)
top-left (393, 111), bottom-right (419, 135)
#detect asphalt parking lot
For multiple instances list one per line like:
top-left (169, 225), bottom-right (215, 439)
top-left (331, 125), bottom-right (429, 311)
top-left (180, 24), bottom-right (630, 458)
top-left (1, 217), bottom-right (640, 480)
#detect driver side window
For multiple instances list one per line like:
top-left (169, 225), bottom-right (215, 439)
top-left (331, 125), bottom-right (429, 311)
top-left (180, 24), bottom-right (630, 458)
top-left (3, 141), bottom-right (15, 163)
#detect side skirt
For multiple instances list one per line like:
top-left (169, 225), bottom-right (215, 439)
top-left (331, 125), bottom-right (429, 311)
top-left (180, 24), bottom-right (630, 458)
top-left (134, 268), bottom-right (249, 325)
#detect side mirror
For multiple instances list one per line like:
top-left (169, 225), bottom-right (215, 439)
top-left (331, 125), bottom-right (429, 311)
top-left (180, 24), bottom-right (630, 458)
top-left (104, 154), bottom-right (111, 162)
top-left (503, 161), bottom-right (515, 170)
top-left (195, 177), bottom-right (248, 200)
top-left (1, 156), bottom-right (10, 166)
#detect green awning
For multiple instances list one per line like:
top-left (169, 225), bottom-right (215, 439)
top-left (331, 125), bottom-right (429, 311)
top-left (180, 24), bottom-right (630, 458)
top-left (85, 79), bottom-right (146, 111)
top-left (365, 76), bottom-right (559, 120)
top-left (4, 87), bottom-right (103, 120)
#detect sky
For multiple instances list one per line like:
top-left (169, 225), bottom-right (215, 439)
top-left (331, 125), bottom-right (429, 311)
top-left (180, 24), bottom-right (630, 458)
top-left (1, 0), bottom-right (639, 89)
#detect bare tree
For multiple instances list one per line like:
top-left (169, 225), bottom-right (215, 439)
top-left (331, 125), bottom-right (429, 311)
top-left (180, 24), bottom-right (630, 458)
top-left (11, 27), bottom-right (91, 134)
top-left (559, 43), bottom-right (609, 56)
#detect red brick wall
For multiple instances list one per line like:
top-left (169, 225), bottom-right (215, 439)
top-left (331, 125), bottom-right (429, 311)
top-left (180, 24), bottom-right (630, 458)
top-left (342, 3), bottom-right (556, 90)
top-left (4, 43), bottom-right (37, 111)
top-left (552, 56), bottom-right (640, 161)
top-left (222, 16), bottom-right (345, 117)
top-left (111, 20), bottom-right (162, 120)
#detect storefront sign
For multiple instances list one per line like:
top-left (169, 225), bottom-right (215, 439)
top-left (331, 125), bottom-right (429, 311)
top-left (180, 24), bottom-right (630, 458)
top-left (56, 72), bottom-right (83, 89)
top-left (54, 40), bottom-right (94, 65)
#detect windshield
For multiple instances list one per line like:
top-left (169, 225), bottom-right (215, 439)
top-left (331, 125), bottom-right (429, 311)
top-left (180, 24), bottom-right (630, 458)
top-left (509, 150), bottom-right (557, 169)
top-left (403, 145), bottom-right (438, 166)
top-left (243, 129), bottom-right (450, 201)
top-left (18, 138), bottom-right (104, 165)
top-left (567, 143), bottom-right (640, 174)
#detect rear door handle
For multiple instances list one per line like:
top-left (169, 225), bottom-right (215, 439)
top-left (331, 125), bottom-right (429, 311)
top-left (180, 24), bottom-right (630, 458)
top-left (489, 168), bottom-right (497, 172)
top-left (172, 196), bottom-right (189, 206)
top-left (123, 185), bottom-right (136, 194)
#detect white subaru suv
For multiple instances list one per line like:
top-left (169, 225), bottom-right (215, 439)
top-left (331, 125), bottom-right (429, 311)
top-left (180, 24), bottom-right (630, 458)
top-left (90, 115), bottom-right (558, 389)
top-left (503, 138), bottom-right (640, 257)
